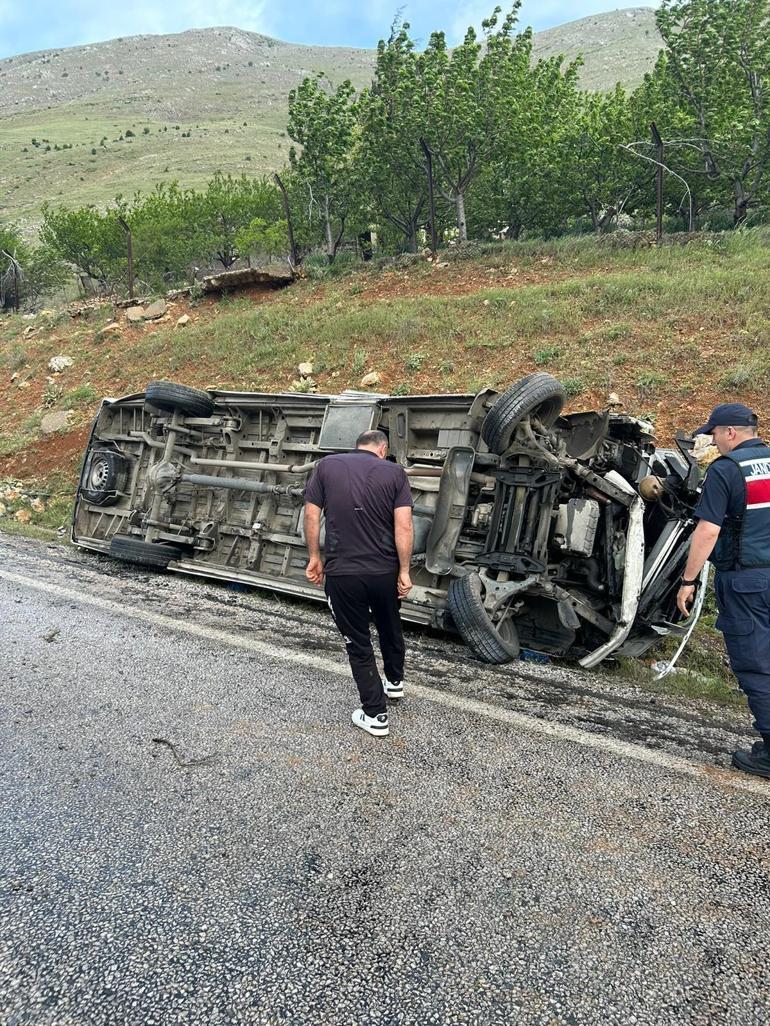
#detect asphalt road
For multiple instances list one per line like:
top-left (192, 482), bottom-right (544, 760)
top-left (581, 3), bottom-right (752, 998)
top-left (2, 533), bottom-right (770, 1026)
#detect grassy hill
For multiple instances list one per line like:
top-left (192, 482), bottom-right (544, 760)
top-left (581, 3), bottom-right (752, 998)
top-left (0, 9), bottom-right (662, 229)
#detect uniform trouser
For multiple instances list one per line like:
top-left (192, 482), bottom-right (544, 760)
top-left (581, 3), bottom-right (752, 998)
top-left (714, 568), bottom-right (770, 737)
top-left (324, 573), bottom-right (405, 718)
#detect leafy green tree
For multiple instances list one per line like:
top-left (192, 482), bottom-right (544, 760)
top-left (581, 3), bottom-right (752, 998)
top-left (470, 42), bottom-right (582, 239)
top-left (288, 74), bottom-right (359, 263)
top-left (0, 223), bottom-right (25, 261)
top-left (39, 203), bottom-right (127, 288)
top-left (129, 183), bottom-right (201, 288)
top-left (235, 217), bottom-right (289, 261)
top-left (358, 22), bottom-right (429, 253)
top-left (416, 23), bottom-right (485, 240)
top-left (1, 222), bottom-right (70, 310)
top-left (191, 172), bottom-right (283, 269)
top-left (561, 86), bottom-right (647, 233)
top-left (656, 0), bottom-right (770, 224)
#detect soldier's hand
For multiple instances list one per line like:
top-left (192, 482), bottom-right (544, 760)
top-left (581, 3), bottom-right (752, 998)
top-left (306, 557), bottom-right (324, 587)
top-left (676, 584), bottom-right (695, 618)
top-left (397, 572), bottom-right (412, 599)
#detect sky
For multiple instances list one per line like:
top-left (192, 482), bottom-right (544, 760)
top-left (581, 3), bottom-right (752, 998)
top-left (0, 1), bottom-right (658, 60)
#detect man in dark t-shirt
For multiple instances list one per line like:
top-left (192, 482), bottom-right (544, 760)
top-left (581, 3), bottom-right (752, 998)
top-left (303, 429), bottom-right (414, 738)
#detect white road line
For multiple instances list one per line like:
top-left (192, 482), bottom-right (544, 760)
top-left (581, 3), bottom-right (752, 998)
top-left (1, 567), bottom-right (766, 797)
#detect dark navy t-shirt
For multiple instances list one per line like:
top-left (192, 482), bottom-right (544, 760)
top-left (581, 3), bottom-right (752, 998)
top-left (304, 450), bottom-right (413, 576)
top-left (694, 438), bottom-right (763, 526)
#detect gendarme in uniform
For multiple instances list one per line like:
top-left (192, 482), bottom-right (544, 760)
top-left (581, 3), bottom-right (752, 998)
top-left (679, 402), bottom-right (770, 779)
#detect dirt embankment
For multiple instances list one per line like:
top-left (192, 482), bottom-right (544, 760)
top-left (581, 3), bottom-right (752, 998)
top-left (1, 241), bottom-right (767, 491)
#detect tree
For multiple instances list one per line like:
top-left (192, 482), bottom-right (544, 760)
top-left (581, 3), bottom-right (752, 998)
top-left (191, 172), bottom-right (283, 269)
top-left (1, 222), bottom-right (69, 311)
top-left (470, 43), bottom-right (582, 239)
top-left (416, 6), bottom-right (527, 241)
top-left (235, 217), bottom-right (289, 261)
top-left (129, 183), bottom-right (201, 288)
top-left (562, 86), bottom-right (647, 233)
top-left (287, 74), bottom-right (359, 263)
top-left (358, 22), bottom-right (429, 253)
top-left (656, 0), bottom-right (770, 224)
top-left (39, 203), bottom-right (127, 288)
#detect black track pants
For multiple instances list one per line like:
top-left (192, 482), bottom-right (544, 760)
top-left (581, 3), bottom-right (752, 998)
top-left (324, 573), bottom-right (405, 717)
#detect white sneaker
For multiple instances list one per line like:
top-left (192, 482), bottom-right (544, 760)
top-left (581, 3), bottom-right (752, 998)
top-left (351, 708), bottom-right (389, 737)
top-left (383, 679), bottom-right (404, 700)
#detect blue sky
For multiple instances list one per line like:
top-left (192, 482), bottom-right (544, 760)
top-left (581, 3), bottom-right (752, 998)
top-left (0, 1), bottom-right (657, 60)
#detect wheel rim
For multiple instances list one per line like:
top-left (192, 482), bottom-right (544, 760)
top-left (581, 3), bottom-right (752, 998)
top-left (89, 457), bottom-right (110, 490)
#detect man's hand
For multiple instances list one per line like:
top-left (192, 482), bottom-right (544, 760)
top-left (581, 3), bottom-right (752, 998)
top-left (677, 584), bottom-right (696, 618)
top-left (306, 556), bottom-right (324, 587)
top-left (397, 571), bottom-right (412, 599)
top-left (303, 502), bottom-right (324, 586)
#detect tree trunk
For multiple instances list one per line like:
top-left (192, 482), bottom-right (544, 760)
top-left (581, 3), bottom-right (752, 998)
top-left (734, 181), bottom-right (750, 226)
top-left (324, 194), bottom-right (335, 264)
top-left (274, 172), bottom-right (299, 268)
top-left (455, 192), bottom-right (468, 242)
top-left (505, 217), bottom-right (522, 241)
top-left (407, 221), bottom-right (418, 253)
top-left (358, 231), bottom-right (373, 261)
top-left (587, 199), bottom-right (600, 234)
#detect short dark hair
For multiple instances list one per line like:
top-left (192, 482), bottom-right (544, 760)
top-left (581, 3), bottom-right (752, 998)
top-left (721, 416), bottom-right (758, 432)
top-left (356, 429), bottom-right (388, 448)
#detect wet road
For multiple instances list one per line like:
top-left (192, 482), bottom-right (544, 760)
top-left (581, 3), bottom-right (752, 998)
top-left (1, 533), bottom-right (770, 1026)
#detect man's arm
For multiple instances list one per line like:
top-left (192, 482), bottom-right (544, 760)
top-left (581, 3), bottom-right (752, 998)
top-left (394, 506), bottom-right (414, 599)
top-left (676, 519), bottom-right (721, 616)
top-left (676, 461), bottom-right (732, 617)
top-left (304, 502), bottom-right (324, 586)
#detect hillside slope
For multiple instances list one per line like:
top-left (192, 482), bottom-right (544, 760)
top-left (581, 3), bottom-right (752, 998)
top-left (1, 231), bottom-right (767, 490)
top-left (0, 9), bottom-right (662, 227)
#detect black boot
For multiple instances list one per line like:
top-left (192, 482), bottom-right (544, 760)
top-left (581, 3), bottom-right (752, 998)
top-left (732, 735), bottom-right (770, 779)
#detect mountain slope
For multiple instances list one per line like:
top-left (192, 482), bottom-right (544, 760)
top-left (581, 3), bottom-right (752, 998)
top-left (532, 7), bottom-right (660, 91)
top-left (0, 9), bottom-right (662, 227)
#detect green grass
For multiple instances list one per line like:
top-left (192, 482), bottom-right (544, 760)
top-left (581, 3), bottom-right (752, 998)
top-left (5, 231), bottom-right (770, 395)
top-left (0, 520), bottom-right (65, 541)
top-left (534, 345), bottom-right (563, 365)
top-left (63, 384), bottom-right (99, 405)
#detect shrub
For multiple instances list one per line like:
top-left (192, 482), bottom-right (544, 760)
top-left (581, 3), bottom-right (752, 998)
top-left (351, 348), bottom-right (366, 375)
top-left (533, 345), bottom-right (562, 365)
top-left (720, 364), bottom-right (756, 390)
top-left (636, 370), bottom-right (667, 397)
